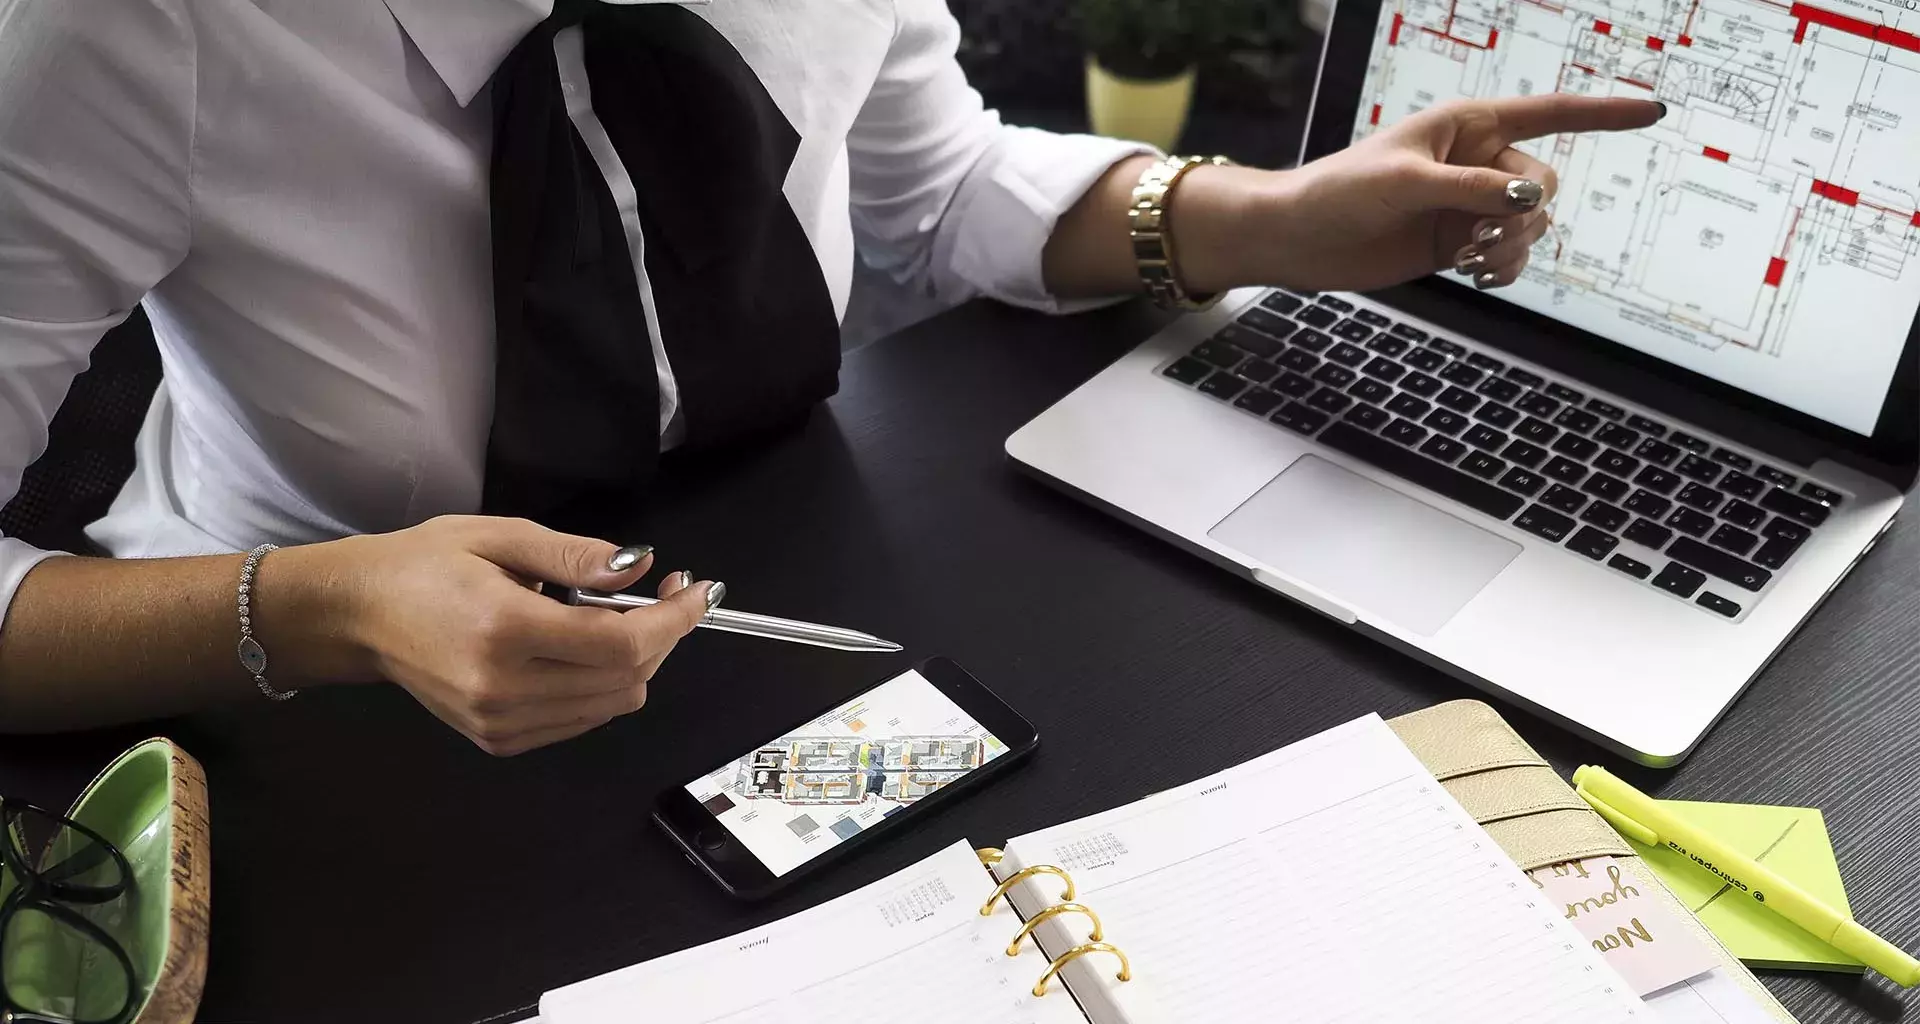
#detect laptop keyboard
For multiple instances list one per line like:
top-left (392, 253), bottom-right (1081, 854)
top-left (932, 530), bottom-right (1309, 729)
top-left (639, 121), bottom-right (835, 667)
top-left (1159, 289), bottom-right (1848, 620)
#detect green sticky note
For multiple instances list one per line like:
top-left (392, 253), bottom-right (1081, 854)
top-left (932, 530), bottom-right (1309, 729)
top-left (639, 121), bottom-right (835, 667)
top-left (1628, 799), bottom-right (1865, 972)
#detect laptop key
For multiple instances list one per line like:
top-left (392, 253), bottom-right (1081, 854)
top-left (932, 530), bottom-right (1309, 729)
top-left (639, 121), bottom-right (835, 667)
top-left (1709, 523), bottom-right (1760, 556)
top-left (1401, 372), bottom-right (1445, 397)
top-left (1503, 439), bottom-right (1549, 468)
top-left (1514, 504), bottom-right (1577, 542)
top-left (1461, 451), bottom-right (1506, 479)
top-left (1633, 438), bottom-right (1681, 466)
top-left (1752, 533), bottom-right (1803, 570)
top-left (1677, 483), bottom-right (1723, 513)
top-left (1653, 561), bottom-right (1707, 599)
top-left (1273, 371), bottom-right (1315, 398)
top-left (1234, 388), bottom-right (1285, 417)
top-left (1581, 472), bottom-right (1630, 503)
top-left (1721, 500), bottom-right (1766, 530)
top-left (1609, 554), bottom-right (1653, 579)
top-left (1567, 526), bottom-right (1620, 561)
top-left (1386, 393), bottom-right (1432, 419)
top-left (1192, 339), bottom-right (1244, 368)
top-left (1424, 408), bottom-right (1470, 435)
top-left (1317, 422), bottom-right (1525, 519)
top-left (1760, 487), bottom-right (1830, 527)
top-left (1466, 352), bottom-right (1506, 373)
top-left (1624, 489), bottom-right (1672, 519)
top-left (1292, 328), bottom-right (1333, 353)
top-left (1594, 449), bottom-right (1639, 478)
top-left (1586, 398), bottom-right (1626, 420)
top-left (1515, 417), bottom-right (1559, 443)
top-left (1428, 337), bottom-right (1466, 357)
top-left (1720, 471), bottom-right (1763, 499)
top-left (1437, 386), bottom-right (1481, 413)
top-left (1439, 362), bottom-right (1484, 386)
top-left (1382, 418), bottom-right (1428, 446)
top-left (1634, 465), bottom-right (1682, 494)
top-left (1666, 507), bottom-right (1715, 538)
top-left (1312, 364), bottom-right (1358, 388)
top-left (1505, 367), bottom-right (1545, 389)
top-left (1625, 518), bottom-right (1674, 549)
top-left (1332, 320), bottom-right (1374, 344)
top-left (1711, 447), bottom-right (1753, 471)
top-left (1669, 430), bottom-right (1710, 453)
top-left (1270, 402), bottom-right (1330, 435)
top-left (1362, 356), bottom-right (1407, 383)
top-left (1349, 377), bottom-right (1394, 405)
top-left (1626, 414), bottom-right (1667, 437)
top-left (1327, 342), bottom-right (1368, 367)
top-left (1402, 348), bottom-right (1447, 372)
top-left (1343, 403), bottom-right (1391, 430)
top-left (1259, 291), bottom-right (1304, 315)
top-left (1277, 348), bottom-right (1319, 374)
top-left (1542, 484), bottom-right (1587, 514)
top-left (1551, 434), bottom-right (1600, 460)
top-left (1668, 536), bottom-right (1771, 591)
top-left (1762, 518), bottom-right (1809, 543)
top-left (1473, 401), bottom-right (1520, 429)
top-left (1799, 481), bottom-right (1844, 506)
top-left (1499, 467), bottom-right (1547, 496)
top-left (1676, 454), bottom-right (1722, 483)
top-left (1545, 382), bottom-right (1585, 404)
top-left (1219, 328), bottom-right (1286, 363)
top-left (1553, 407), bottom-right (1601, 434)
top-left (1355, 308), bottom-right (1393, 328)
top-left (1595, 423), bottom-right (1639, 450)
top-left (1515, 391), bottom-right (1560, 417)
top-left (1390, 323), bottom-right (1429, 341)
top-left (1463, 424), bottom-right (1508, 451)
top-left (1235, 308), bottom-right (1297, 341)
top-left (1580, 501), bottom-right (1629, 532)
top-left (1296, 305), bottom-right (1340, 329)
top-left (1306, 388), bottom-right (1353, 414)
top-left (1164, 357), bottom-right (1210, 385)
top-left (1198, 373), bottom-right (1248, 401)
top-left (1756, 465), bottom-right (1796, 488)
top-left (1365, 334), bottom-right (1410, 357)
top-left (1317, 294), bottom-right (1356, 313)
top-left (1420, 435), bottom-right (1469, 464)
top-left (1234, 359), bottom-right (1279, 384)
top-left (1476, 377), bottom-right (1523, 403)
top-left (1697, 592), bottom-right (1742, 618)
top-left (1543, 456), bottom-right (1588, 484)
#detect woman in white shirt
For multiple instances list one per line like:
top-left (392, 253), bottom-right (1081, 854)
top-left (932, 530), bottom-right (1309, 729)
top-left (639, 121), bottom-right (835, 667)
top-left (0, 0), bottom-right (1657, 754)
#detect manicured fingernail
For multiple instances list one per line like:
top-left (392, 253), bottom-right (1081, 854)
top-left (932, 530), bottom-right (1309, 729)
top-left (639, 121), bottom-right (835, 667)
top-left (1505, 179), bottom-right (1544, 210)
top-left (1655, 101), bottom-right (1670, 119)
top-left (703, 581), bottom-right (726, 611)
top-left (674, 570), bottom-right (693, 591)
top-left (1475, 271), bottom-right (1501, 290)
top-left (1455, 251), bottom-right (1487, 275)
top-left (606, 545), bottom-right (652, 572)
top-left (1475, 222), bottom-right (1505, 246)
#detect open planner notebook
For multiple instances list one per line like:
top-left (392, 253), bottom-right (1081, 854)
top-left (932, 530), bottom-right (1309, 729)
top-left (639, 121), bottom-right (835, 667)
top-left (539, 712), bottom-right (1773, 1023)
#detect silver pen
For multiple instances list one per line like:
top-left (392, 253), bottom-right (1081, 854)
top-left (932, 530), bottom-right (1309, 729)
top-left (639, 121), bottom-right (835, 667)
top-left (542, 584), bottom-right (903, 653)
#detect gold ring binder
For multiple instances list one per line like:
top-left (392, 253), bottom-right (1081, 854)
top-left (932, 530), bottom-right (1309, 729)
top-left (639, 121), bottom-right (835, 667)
top-left (1004, 902), bottom-right (1103, 956)
top-left (979, 864), bottom-right (1074, 917)
top-left (1032, 942), bottom-right (1132, 997)
top-left (976, 847), bottom-right (1005, 867)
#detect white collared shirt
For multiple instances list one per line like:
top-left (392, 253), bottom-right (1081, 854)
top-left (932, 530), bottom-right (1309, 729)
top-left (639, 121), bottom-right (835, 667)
top-left (0, 0), bottom-right (1148, 622)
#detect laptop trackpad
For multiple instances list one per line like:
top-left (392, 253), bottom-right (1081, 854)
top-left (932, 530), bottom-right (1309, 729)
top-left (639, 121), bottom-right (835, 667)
top-left (1207, 455), bottom-right (1520, 636)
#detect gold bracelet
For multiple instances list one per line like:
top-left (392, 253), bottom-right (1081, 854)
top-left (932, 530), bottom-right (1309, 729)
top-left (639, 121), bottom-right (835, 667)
top-left (1130, 154), bottom-right (1234, 311)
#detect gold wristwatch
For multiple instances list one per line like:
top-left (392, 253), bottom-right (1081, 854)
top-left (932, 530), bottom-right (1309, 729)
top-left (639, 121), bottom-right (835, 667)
top-left (1129, 154), bottom-right (1234, 311)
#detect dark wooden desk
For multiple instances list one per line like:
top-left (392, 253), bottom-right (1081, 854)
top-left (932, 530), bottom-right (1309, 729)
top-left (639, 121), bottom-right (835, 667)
top-left (3, 301), bottom-right (1914, 1024)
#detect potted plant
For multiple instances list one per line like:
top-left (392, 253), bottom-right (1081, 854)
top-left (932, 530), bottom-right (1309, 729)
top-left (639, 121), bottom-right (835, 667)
top-left (1078, 0), bottom-right (1246, 150)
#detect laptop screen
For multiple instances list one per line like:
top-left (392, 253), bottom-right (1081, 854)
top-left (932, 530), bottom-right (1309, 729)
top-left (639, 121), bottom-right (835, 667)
top-left (1349, 0), bottom-right (1920, 436)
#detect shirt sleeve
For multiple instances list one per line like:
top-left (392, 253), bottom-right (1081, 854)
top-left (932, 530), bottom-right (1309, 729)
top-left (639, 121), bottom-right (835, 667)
top-left (846, 0), bottom-right (1155, 314)
top-left (0, 1), bottom-right (196, 626)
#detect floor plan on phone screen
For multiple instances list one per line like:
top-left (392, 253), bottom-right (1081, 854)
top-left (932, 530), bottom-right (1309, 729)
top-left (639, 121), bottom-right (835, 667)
top-left (685, 670), bottom-right (1009, 876)
top-left (1355, 0), bottom-right (1920, 434)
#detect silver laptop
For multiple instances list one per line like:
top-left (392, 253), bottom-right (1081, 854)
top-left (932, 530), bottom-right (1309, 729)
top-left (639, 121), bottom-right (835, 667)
top-left (1007, 0), bottom-right (1919, 765)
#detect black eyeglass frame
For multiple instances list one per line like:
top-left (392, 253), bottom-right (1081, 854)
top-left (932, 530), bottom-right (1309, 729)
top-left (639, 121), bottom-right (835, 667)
top-left (0, 800), bottom-right (137, 1024)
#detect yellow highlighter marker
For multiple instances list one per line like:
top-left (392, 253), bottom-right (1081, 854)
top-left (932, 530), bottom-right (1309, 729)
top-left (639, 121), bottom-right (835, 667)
top-left (1574, 765), bottom-right (1920, 988)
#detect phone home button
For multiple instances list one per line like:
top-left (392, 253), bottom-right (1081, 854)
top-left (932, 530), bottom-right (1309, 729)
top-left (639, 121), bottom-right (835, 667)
top-left (696, 828), bottom-right (728, 852)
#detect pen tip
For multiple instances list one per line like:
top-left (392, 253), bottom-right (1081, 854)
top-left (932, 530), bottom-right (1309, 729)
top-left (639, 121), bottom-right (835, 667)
top-left (877, 640), bottom-right (905, 653)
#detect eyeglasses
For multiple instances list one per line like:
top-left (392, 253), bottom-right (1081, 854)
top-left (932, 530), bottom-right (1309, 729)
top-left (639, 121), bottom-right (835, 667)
top-left (0, 800), bottom-right (136, 1024)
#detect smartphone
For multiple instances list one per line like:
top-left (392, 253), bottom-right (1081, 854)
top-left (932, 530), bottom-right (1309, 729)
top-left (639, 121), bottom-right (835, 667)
top-left (654, 657), bottom-right (1038, 899)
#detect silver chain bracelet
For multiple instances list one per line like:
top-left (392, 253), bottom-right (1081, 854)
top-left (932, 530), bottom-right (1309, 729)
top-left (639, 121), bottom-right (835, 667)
top-left (237, 543), bottom-right (299, 702)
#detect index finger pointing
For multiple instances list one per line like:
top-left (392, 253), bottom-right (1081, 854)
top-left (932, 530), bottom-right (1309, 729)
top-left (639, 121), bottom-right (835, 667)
top-left (1488, 95), bottom-right (1662, 143)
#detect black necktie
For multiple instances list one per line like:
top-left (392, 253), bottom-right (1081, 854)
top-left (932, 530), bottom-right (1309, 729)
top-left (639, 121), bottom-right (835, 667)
top-left (482, 1), bottom-right (842, 535)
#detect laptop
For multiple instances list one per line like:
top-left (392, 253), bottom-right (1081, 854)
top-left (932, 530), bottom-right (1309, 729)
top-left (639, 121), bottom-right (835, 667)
top-left (1007, 0), bottom-right (1920, 765)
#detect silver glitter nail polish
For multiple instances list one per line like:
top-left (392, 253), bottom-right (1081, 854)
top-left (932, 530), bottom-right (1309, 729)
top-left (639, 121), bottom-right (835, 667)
top-left (704, 581), bottom-right (727, 611)
top-left (1475, 271), bottom-right (1501, 290)
top-left (675, 570), bottom-right (693, 591)
top-left (1505, 179), bottom-right (1545, 210)
top-left (1475, 223), bottom-right (1505, 246)
top-left (606, 545), bottom-right (652, 572)
top-left (1455, 252), bottom-right (1488, 275)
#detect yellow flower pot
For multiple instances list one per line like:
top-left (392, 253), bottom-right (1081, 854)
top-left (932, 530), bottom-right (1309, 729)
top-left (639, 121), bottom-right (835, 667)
top-left (1085, 57), bottom-right (1196, 152)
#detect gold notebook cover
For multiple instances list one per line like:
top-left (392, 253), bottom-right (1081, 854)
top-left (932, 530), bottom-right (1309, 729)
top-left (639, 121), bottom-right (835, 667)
top-left (1388, 699), bottom-right (1797, 1022)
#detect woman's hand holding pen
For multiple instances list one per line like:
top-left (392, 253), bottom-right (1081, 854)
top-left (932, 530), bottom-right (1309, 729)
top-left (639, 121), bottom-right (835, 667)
top-left (260, 516), bottom-right (717, 756)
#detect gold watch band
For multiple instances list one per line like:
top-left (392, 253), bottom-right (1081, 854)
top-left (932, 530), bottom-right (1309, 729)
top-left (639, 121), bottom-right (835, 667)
top-left (1129, 154), bottom-right (1234, 311)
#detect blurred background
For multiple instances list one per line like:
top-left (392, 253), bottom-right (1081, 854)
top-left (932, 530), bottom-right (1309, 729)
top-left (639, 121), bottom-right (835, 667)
top-left (843, 0), bottom-right (1333, 347)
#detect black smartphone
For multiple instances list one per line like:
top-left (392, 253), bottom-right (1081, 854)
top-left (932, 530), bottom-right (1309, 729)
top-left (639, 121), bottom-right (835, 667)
top-left (653, 657), bottom-right (1037, 899)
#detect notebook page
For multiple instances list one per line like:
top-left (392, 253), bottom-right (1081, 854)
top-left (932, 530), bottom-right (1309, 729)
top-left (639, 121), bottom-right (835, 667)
top-left (541, 841), bottom-right (1088, 1024)
top-left (999, 715), bottom-right (1648, 1024)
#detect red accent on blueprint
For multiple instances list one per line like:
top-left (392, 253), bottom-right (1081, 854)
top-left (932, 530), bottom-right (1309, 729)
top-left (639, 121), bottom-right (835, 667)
top-left (1912, 211), bottom-right (1920, 228)
top-left (1647, 35), bottom-right (1666, 49)
top-left (1594, 19), bottom-right (1614, 33)
top-left (1616, 77), bottom-right (1656, 89)
top-left (1811, 179), bottom-right (1861, 206)
top-left (1702, 147), bottom-right (1731, 162)
top-left (1371, 104), bottom-right (1383, 126)
top-left (1765, 258), bottom-right (1786, 287)
top-left (1788, 3), bottom-right (1920, 51)
top-left (1678, 33), bottom-right (1694, 44)
top-left (1390, 12), bottom-right (1404, 44)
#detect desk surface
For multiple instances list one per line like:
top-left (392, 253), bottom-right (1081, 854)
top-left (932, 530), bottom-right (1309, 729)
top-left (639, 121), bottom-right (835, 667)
top-left (3, 300), bottom-right (1915, 1024)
